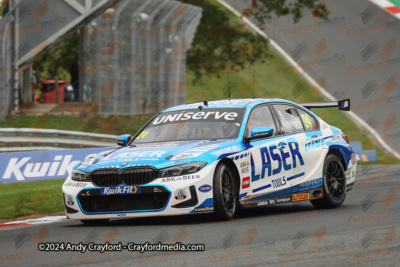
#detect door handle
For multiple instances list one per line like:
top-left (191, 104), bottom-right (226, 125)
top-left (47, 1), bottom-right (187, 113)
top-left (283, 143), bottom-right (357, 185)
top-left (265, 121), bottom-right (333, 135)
top-left (278, 142), bottom-right (287, 150)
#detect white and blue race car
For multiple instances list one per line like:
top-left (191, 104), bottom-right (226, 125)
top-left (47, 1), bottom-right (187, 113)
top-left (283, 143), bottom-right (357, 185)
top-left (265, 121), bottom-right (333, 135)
top-left (62, 98), bottom-right (357, 224)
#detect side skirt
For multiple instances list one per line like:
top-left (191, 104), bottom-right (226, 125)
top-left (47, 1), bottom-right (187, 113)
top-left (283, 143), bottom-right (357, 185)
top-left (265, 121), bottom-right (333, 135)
top-left (240, 188), bottom-right (324, 208)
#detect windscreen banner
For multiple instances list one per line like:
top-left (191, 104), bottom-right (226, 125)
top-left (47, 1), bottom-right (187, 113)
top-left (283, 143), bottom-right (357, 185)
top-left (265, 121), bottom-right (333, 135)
top-left (0, 147), bottom-right (114, 184)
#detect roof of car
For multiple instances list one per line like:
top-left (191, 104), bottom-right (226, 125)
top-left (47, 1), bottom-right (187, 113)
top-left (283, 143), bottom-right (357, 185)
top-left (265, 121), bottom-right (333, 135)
top-left (160, 98), bottom-right (296, 113)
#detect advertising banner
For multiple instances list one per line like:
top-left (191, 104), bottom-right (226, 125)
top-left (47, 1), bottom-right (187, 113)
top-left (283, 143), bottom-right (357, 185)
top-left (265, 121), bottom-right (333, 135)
top-left (0, 147), bottom-right (114, 183)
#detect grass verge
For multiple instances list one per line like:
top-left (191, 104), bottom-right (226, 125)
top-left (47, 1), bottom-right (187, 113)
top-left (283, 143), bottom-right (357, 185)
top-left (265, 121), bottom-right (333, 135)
top-left (0, 180), bottom-right (64, 220)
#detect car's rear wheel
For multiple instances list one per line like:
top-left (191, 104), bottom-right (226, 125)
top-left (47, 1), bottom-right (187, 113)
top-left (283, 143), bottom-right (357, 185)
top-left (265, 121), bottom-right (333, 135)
top-left (80, 219), bottom-right (109, 225)
top-left (212, 163), bottom-right (237, 220)
top-left (310, 154), bottom-right (346, 209)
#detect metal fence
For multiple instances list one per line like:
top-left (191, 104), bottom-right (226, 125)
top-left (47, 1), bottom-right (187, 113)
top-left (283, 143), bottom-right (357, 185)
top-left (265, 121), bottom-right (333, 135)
top-left (0, 15), bottom-right (13, 122)
top-left (82, 0), bottom-right (202, 115)
top-left (0, 0), bottom-right (202, 121)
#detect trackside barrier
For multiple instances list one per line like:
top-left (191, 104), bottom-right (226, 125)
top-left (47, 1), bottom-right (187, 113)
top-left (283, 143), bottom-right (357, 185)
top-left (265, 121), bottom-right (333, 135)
top-left (0, 128), bottom-right (117, 148)
top-left (0, 147), bottom-right (115, 184)
top-left (350, 141), bottom-right (377, 162)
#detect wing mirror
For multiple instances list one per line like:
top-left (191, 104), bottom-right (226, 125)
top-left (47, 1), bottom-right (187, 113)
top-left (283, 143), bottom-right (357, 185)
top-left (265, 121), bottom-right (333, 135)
top-left (246, 127), bottom-right (274, 142)
top-left (117, 134), bottom-right (131, 146)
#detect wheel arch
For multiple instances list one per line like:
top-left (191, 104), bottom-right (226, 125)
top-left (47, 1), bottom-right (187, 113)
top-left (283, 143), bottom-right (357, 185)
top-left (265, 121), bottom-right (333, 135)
top-left (218, 158), bottom-right (241, 192)
top-left (327, 148), bottom-right (346, 169)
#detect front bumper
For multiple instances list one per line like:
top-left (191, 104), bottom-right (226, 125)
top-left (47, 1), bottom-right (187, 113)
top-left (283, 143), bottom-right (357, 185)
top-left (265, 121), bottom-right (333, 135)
top-left (62, 162), bottom-right (217, 220)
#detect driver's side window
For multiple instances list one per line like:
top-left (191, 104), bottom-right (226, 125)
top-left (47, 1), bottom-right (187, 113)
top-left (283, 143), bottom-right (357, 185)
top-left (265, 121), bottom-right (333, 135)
top-left (245, 105), bottom-right (276, 138)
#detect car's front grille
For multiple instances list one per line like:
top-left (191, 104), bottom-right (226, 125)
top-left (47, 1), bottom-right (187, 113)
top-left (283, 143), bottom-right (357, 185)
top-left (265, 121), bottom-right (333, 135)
top-left (90, 167), bottom-right (157, 186)
top-left (77, 186), bottom-right (169, 213)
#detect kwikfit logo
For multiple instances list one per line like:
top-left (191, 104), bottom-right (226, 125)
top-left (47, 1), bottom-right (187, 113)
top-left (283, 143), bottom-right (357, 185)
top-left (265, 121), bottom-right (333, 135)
top-left (2, 155), bottom-right (80, 181)
top-left (101, 186), bottom-right (140, 196)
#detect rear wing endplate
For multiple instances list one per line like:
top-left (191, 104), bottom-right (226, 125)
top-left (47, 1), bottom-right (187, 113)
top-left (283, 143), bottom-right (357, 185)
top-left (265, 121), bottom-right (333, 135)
top-left (301, 99), bottom-right (350, 111)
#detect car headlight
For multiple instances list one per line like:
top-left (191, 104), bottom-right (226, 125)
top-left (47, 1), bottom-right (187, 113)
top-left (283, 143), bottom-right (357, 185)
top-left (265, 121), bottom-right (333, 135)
top-left (71, 169), bottom-right (90, 181)
top-left (159, 162), bottom-right (207, 178)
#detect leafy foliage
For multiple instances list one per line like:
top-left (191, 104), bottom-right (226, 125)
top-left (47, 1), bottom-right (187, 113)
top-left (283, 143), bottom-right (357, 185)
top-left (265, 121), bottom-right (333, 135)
top-left (181, 0), bottom-right (329, 84)
top-left (244, 0), bottom-right (329, 24)
top-left (34, 36), bottom-right (79, 82)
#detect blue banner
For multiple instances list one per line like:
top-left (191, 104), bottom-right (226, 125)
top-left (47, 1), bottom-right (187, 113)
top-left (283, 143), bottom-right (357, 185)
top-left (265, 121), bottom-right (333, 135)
top-left (0, 147), bottom-right (115, 183)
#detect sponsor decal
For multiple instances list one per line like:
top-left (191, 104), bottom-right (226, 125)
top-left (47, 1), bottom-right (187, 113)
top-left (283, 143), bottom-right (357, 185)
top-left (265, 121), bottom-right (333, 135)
top-left (161, 174), bottom-right (200, 183)
top-left (271, 176), bottom-right (287, 189)
top-left (299, 178), bottom-right (323, 189)
top-left (135, 130), bottom-right (149, 140)
top-left (257, 196), bottom-right (292, 206)
top-left (242, 176), bottom-right (250, 189)
top-left (257, 201), bottom-right (269, 206)
top-left (290, 177), bottom-right (322, 194)
top-left (100, 186), bottom-right (140, 196)
top-left (251, 138), bottom-right (304, 182)
top-left (190, 198), bottom-right (214, 213)
top-left (161, 177), bottom-right (176, 182)
top-left (175, 189), bottom-right (187, 200)
top-left (241, 166), bottom-right (249, 174)
top-left (199, 184), bottom-right (212, 193)
top-left (103, 151), bottom-right (167, 160)
top-left (305, 138), bottom-right (324, 151)
top-left (351, 154), bottom-right (357, 165)
top-left (156, 161), bottom-right (175, 168)
top-left (331, 135), bottom-right (343, 142)
top-left (212, 145), bottom-right (241, 155)
top-left (346, 171), bottom-right (351, 179)
top-left (64, 182), bottom-right (87, 187)
top-left (276, 196), bottom-right (291, 203)
top-left (121, 162), bottom-right (128, 166)
top-left (152, 110), bottom-right (240, 125)
top-left (252, 129), bottom-right (272, 137)
top-left (117, 214), bottom-right (126, 217)
top-left (153, 188), bottom-right (162, 193)
top-left (194, 206), bottom-right (214, 212)
top-left (292, 192), bottom-right (310, 201)
top-left (240, 161), bottom-right (249, 168)
top-left (161, 170), bottom-right (168, 177)
top-left (173, 153), bottom-right (192, 159)
top-left (80, 190), bottom-right (91, 197)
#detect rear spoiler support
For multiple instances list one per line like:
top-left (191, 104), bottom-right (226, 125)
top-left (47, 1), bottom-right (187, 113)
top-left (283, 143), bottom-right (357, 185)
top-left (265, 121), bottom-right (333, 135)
top-left (301, 99), bottom-right (350, 111)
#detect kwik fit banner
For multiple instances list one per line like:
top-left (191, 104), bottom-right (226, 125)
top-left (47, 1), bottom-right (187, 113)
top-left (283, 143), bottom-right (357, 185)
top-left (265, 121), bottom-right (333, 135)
top-left (0, 147), bottom-right (114, 183)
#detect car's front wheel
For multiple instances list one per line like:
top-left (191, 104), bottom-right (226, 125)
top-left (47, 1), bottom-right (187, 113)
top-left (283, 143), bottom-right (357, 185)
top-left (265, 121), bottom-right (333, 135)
top-left (311, 154), bottom-right (346, 209)
top-left (212, 163), bottom-right (237, 220)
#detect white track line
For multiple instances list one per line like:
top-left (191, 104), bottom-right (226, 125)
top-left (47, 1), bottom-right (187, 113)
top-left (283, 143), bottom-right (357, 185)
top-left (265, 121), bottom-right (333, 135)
top-left (217, 0), bottom-right (400, 159)
top-left (4, 216), bottom-right (66, 226)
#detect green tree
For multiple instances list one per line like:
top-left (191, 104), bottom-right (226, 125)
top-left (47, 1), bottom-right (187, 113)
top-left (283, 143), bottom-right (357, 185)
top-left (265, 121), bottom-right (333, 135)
top-left (181, 0), bottom-right (329, 84)
top-left (34, 36), bottom-right (79, 82)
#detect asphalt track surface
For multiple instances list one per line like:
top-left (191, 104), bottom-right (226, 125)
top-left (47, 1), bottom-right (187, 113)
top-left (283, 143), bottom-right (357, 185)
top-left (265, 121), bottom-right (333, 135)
top-left (224, 0), bottom-right (400, 155)
top-left (0, 164), bottom-right (399, 266)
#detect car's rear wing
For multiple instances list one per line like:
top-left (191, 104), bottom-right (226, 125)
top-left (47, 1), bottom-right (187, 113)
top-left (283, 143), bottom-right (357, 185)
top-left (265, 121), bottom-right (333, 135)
top-left (301, 99), bottom-right (350, 111)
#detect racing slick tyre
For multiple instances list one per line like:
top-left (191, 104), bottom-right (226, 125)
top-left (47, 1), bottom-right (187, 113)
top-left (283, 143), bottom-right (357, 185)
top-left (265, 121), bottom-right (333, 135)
top-left (80, 219), bottom-right (109, 225)
top-left (311, 154), bottom-right (346, 209)
top-left (212, 163), bottom-right (238, 221)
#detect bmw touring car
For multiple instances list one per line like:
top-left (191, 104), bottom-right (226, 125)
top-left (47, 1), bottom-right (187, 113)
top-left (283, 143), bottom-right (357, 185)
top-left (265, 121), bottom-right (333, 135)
top-left (62, 98), bottom-right (356, 224)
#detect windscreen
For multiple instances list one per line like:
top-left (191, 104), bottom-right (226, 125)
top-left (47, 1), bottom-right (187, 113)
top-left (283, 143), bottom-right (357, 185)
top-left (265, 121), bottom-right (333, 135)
top-left (132, 108), bottom-right (245, 143)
